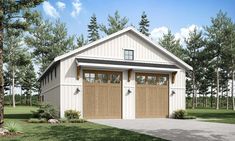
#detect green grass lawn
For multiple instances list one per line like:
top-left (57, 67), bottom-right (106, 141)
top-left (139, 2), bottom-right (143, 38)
top-left (187, 108), bottom-right (235, 124)
top-left (1, 106), bottom-right (165, 141)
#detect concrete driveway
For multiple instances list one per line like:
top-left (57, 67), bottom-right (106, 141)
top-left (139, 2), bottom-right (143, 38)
top-left (90, 119), bottom-right (235, 141)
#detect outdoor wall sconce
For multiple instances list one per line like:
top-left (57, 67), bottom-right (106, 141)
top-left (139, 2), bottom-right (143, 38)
top-left (128, 89), bottom-right (132, 94)
top-left (75, 88), bottom-right (80, 94)
top-left (171, 90), bottom-right (176, 95)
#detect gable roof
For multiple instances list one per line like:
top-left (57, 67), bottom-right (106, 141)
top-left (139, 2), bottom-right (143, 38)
top-left (39, 27), bottom-right (192, 80)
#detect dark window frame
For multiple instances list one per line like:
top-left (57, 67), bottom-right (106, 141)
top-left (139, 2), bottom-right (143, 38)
top-left (51, 71), bottom-right (53, 80)
top-left (54, 66), bottom-right (57, 78)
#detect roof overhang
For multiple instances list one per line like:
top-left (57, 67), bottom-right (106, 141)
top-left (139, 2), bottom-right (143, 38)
top-left (76, 58), bottom-right (180, 72)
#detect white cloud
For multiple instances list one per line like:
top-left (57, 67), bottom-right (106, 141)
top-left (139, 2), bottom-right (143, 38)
top-left (150, 26), bottom-right (169, 42)
top-left (175, 24), bottom-right (202, 45)
top-left (56, 1), bottom-right (66, 11)
top-left (43, 1), bottom-right (59, 18)
top-left (150, 24), bottom-right (202, 45)
top-left (71, 0), bottom-right (82, 17)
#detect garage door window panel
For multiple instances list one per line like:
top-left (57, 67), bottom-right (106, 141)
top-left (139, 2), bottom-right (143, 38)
top-left (136, 75), bottom-right (146, 84)
top-left (158, 75), bottom-right (168, 85)
top-left (84, 73), bottom-right (95, 83)
top-left (147, 75), bottom-right (157, 85)
top-left (97, 73), bottom-right (108, 83)
top-left (110, 74), bottom-right (121, 84)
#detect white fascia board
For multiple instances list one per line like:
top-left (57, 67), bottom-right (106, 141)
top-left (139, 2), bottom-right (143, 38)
top-left (77, 62), bottom-right (180, 72)
top-left (39, 26), bottom-right (192, 80)
top-left (39, 27), bottom-right (133, 79)
top-left (129, 27), bottom-right (193, 70)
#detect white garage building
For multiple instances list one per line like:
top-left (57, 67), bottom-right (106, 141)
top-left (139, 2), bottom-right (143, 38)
top-left (39, 27), bottom-right (192, 119)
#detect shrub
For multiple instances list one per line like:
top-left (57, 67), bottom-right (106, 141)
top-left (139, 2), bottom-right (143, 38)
top-left (28, 118), bottom-right (47, 123)
top-left (68, 119), bottom-right (86, 123)
top-left (59, 118), bottom-right (68, 123)
top-left (32, 103), bottom-right (59, 120)
top-left (173, 110), bottom-right (187, 119)
top-left (64, 110), bottom-right (81, 119)
top-left (4, 122), bottom-right (21, 133)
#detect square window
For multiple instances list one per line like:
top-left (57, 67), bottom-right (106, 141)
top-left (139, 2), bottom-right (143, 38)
top-left (124, 49), bottom-right (134, 60)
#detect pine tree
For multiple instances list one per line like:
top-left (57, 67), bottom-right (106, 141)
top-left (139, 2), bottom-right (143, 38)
top-left (88, 14), bottom-right (100, 42)
top-left (19, 61), bottom-right (37, 106)
top-left (3, 29), bottom-right (26, 108)
top-left (205, 11), bottom-right (234, 109)
top-left (77, 34), bottom-right (88, 48)
top-left (26, 17), bottom-right (74, 73)
top-left (185, 28), bottom-right (204, 109)
top-left (138, 12), bottom-right (150, 36)
top-left (100, 11), bottom-right (128, 35)
top-left (0, 0), bottom-right (44, 127)
top-left (159, 30), bottom-right (185, 59)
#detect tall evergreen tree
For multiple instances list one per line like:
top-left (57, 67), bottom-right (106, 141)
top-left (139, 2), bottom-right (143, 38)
top-left (88, 14), bottom-right (100, 42)
top-left (185, 28), bottom-right (204, 109)
top-left (159, 30), bottom-right (185, 59)
top-left (77, 34), bottom-right (88, 48)
top-left (222, 21), bottom-right (235, 110)
top-left (18, 60), bottom-right (37, 106)
top-left (138, 12), bottom-right (150, 36)
top-left (205, 11), bottom-right (234, 109)
top-left (100, 11), bottom-right (128, 35)
top-left (26, 17), bottom-right (74, 73)
top-left (0, 0), bottom-right (44, 127)
top-left (3, 29), bottom-right (31, 108)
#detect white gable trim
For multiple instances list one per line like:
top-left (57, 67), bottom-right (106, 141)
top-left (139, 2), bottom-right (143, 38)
top-left (39, 27), bottom-right (192, 80)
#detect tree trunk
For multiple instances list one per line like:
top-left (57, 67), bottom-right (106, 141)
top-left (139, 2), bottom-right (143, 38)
top-left (226, 81), bottom-right (229, 110)
top-left (221, 87), bottom-right (223, 108)
top-left (232, 70), bottom-right (234, 110)
top-left (211, 86), bottom-right (213, 108)
top-left (203, 93), bottom-right (205, 107)
top-left (20, 86), bottom-right (22, 105)
top-left (25, 94), bottom-right (27, 105)
top-left (205, 95), bottom-right (207, 108)
top-left (29, 91), bottom-right (32, 106)
top-left (12, 66), bottom-right (15, 108)
top-left (0, 15), bottom-right (4, 127)
top-left (192, 71), bottom-right (196, 109)
top-left (216, 67), bottom-right (219, 110)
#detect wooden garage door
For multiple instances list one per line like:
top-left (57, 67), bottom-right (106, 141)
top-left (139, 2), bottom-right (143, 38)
top-left (83, 70), bottom-right (122, 119)
top-left (136, 73), bottom-right (169, 118)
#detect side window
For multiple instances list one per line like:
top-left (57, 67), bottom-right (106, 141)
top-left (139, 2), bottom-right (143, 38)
top-left (136, 75), bottom-right (145, 84)
top-left (110, 74), bottom-right (121, 83)
top-left (124, 49), bottom-right (134, 60)
top-left (54, 67), bottom-right (57, 78)
top-left (84, 73), bottom-right (95, 83)
top-left (51, 71), bottom-right (53, 80)
top-left (97, 73), bottom-right (108, 83)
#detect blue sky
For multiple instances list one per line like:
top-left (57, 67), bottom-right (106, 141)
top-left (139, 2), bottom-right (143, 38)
top-left (37, 0), bottom-right (235, 43)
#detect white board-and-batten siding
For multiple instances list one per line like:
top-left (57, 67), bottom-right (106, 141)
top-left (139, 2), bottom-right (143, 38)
top-left (43, 30), bottom-right (187, 118)
top-left (41, 63), bottom-right (60, 110)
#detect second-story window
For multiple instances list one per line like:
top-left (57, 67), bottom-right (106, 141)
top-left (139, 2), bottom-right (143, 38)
top-left (124, 49), bottom-right (134, 60)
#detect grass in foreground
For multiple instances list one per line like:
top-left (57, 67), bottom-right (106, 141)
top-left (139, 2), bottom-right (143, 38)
top-left (1, 106), bottom-right (165, 141)
top-left (187, 108), bottom-right (235, 124)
